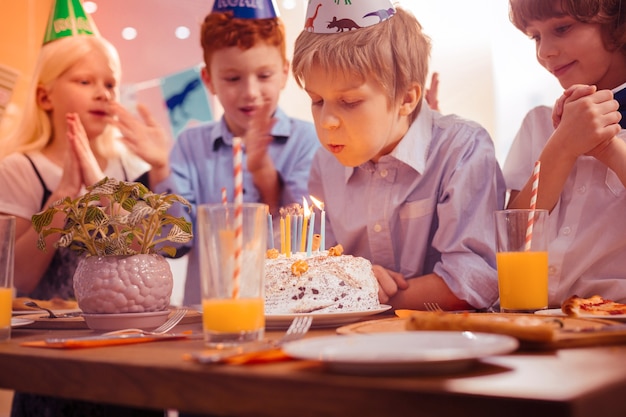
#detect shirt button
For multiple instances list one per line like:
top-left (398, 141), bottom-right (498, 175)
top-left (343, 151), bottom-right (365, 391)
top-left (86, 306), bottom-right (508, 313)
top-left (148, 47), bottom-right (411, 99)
top-left (373, 224), bottom-right (382, 232)
top-left (562, 226), bottom-right (571, 236)
top-left (380, 169), bottom-right (388, 178)
top-left (549, 266), bottom-right (557, 275)
top-left (577, 186), bottom-right (586, 194)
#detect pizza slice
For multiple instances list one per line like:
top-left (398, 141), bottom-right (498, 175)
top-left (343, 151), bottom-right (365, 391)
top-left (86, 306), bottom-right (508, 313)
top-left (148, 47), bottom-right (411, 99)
top-left (561, 294), bottom-right (626, 317)
top-left (405, 311), bottom-right (557, 342)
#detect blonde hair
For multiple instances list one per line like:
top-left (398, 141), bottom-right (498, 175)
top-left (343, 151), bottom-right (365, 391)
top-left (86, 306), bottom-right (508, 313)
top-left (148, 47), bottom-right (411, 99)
top-left (292, 7), bottom-right (431, 122)
top-left (1, 35), bottom-right (122, 159)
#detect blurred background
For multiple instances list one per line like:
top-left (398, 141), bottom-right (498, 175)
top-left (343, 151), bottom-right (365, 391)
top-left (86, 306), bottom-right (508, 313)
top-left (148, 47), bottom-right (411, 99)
top-left (0, 1), bottom-right (563, 414)
top-left (0, 0), bottom-right (562, 162)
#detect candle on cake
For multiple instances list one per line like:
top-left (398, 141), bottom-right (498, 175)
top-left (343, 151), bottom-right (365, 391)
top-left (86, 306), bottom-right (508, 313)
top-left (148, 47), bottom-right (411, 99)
top-left (310, 195), bottom-right (325, 251)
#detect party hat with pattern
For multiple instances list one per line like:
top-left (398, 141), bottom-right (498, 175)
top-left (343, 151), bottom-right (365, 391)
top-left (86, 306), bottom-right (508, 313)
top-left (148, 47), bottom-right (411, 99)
top-left (43, 0), bottom-right (99, 45)
top-left (212, 0), bottom-right (280, 19)
top-left (304, 0), bottom-right (396, 34)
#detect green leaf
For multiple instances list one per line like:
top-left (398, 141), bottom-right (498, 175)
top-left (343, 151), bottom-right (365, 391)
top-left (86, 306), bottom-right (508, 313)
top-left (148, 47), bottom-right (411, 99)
top-left (30, 177), bottom-right (193, 257)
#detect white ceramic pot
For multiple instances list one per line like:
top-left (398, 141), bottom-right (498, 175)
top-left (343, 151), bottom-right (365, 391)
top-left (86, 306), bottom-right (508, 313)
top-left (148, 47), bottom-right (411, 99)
top-left (73, 254), bottom-right (173, 314)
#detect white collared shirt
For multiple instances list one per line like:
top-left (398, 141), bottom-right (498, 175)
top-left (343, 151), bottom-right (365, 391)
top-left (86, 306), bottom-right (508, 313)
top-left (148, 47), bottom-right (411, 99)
top-left (309, 105), bottom-right (506, 309)
top-left (503, 105), bottom-right (626, 305)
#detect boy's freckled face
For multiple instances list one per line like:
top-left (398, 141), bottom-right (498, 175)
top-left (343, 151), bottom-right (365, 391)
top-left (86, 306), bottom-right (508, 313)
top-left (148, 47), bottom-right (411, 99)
top-left (304, 65), bottom-right (406, 167)
top-left (527, 17), bottom-right (622, 90)
top-left (204, 43), bottom-right (288, 137)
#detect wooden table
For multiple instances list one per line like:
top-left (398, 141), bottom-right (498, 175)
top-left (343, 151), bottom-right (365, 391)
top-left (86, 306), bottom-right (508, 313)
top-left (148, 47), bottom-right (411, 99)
top-left (2, 319), bottom-right (626, 417)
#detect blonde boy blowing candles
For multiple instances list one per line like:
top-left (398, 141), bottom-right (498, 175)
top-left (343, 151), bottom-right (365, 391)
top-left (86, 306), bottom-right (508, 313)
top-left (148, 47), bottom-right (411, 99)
top-left (292, 0), bottom-right (506, 311)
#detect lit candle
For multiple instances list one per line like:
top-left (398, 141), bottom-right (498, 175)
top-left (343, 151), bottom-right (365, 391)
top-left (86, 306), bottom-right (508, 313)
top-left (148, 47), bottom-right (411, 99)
top-left (310, 195), bottom-right (325, 251)
top-left (285, 214), bottom-right (291, 258)
top-left (267, 212), bottom-right (274, 250)
top-left (307, 211), bottom-right (315, 257)
top-left (301, 198), bottom-right (309, 252)
top-left (280, 216), bottom-right (285, 254)
top-left (320, 209), bottom-right (325, 251)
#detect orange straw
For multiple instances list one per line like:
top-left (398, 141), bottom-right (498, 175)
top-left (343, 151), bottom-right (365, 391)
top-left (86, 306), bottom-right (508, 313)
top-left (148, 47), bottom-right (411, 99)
top-left (232, 137), bottom-right (243, 298)
top-left (524, 160), bottom-right (541, 251)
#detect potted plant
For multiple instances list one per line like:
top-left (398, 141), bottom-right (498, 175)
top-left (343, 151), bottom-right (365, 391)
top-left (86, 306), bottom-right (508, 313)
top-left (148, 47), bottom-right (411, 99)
top-left (32, 177), bottom-right (193, 315)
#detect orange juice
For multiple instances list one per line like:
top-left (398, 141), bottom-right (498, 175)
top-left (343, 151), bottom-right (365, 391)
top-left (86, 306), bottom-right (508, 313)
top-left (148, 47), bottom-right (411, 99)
top-left (202, 297), bottom-right (264, 333)
top-left (0, 287), bottom-right (11, 328)
top-left (496, 251), bottom-right (548, 311)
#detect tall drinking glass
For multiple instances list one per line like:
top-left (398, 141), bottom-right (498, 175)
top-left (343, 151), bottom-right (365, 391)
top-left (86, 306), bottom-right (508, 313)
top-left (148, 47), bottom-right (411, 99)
top-left (0, 215), bottom-right (15, 342)
top-left (197, 203), bottom-right (267, 346)
top-left (494, 209), bottom-right (549, 313)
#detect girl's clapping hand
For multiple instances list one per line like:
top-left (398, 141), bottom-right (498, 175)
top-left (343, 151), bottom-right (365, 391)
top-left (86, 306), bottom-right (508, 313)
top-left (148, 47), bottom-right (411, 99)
top-left (66, 113), bottom-right (105, 188)
top-left (109, 102), bottom-right (173, 170)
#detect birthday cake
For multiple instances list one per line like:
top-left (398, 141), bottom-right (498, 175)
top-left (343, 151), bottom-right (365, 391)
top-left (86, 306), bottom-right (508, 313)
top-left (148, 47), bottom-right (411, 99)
top-left (264, 245), bottom-right (380, 314)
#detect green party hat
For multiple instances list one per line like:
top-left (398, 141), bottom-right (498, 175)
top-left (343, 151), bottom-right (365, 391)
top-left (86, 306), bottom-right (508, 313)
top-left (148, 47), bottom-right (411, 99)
top-left (43, 0), bottom-right (99, 45)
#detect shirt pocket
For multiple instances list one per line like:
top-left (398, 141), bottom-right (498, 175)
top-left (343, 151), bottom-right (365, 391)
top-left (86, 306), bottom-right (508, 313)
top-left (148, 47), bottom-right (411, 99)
top-left (397, 198), bottom-right (436, 277)
top-left (605, 169), bottom-right (624, 197)
top-left (399, 197), bottom-right (435, 219)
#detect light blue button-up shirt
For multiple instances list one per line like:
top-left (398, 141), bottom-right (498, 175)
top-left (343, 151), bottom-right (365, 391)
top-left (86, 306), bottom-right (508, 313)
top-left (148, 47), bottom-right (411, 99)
top-left (308, 105), bottom-right (505, 309)
top-left (154, 108), bottom-right (319, 305)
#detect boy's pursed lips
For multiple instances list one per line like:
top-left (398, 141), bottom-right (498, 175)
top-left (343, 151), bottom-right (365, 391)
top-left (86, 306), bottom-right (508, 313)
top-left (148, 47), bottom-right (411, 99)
top-left (327, 144), bottom-right (344, 153)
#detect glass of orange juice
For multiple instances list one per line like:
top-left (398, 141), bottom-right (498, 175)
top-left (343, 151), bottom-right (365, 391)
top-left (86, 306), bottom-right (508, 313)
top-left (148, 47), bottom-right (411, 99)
top-left (494, 209), bottom-right (549, 313)
top-left (0, 215), bottom-right (15, 342)
top-left (197, 203), bottom-right (267, 346)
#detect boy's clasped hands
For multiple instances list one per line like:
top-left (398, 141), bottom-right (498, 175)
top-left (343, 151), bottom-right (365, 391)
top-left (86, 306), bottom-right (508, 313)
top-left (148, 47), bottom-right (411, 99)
top-left (552, 84), bottom-right (622, 161)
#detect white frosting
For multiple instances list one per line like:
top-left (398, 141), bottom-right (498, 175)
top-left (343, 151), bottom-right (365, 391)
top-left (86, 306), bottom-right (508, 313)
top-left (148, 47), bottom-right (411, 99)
top-left (264, 251), bottom-right (380, 314)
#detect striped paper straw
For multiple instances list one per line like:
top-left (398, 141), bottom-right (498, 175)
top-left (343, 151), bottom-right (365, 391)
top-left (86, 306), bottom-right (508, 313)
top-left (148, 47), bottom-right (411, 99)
top-left (524, 160), bottom-right (541, 251)
top-left (221, 187), bottom-right (227, 206)
top-left (232, 137), bottom-right (243, 298)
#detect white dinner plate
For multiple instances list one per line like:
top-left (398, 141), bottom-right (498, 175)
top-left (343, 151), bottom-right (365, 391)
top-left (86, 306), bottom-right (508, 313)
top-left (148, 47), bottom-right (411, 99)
top-left (82, 311), bottom-right (170, 331)
top-left (12, 308), bottom-right (82, 317)
top-left (11, 318), bottom-right (34, 327)
top-left (535, 308), bottom-right (626, 322)
top-left (282, 331), bottom-right (519, 375)
top-left (265, 305), bottom-right (392, 329)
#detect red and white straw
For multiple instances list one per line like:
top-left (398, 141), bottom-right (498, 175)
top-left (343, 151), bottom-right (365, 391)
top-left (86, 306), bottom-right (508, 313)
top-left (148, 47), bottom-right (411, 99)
top-left (524, 160), bottom-right (541, 251)
top-left (232, 137), bottom-right (243, 298)
top-left (221, 187), bottom-right (227, 207)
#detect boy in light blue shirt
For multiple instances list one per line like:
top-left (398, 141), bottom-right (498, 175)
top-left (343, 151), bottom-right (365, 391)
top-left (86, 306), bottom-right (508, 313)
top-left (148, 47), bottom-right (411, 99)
top-left (147, 1), bottom-right (319, 305)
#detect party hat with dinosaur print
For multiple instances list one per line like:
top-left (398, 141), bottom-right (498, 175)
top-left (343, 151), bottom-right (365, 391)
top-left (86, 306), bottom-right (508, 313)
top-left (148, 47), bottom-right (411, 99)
top-left (212, 0), bottom-right (280, 19)
top-left (43, 0), bottom-right (99, 45)
top-left (304, 0), bottom-right (396, 34)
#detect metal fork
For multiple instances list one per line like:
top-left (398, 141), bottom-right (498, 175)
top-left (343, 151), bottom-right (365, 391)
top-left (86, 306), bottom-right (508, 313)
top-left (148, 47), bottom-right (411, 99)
top-left (102, 308), bottom-right (188, 336)
top-left (275, 315), bottom-right (313, 346)
top-left (194, 315), bottom-right (313, 363)
top-left (423, 302), bottom-right (444, 312)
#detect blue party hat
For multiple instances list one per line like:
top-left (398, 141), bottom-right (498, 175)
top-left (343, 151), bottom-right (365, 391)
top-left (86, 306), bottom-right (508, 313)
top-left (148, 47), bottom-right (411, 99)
top-left (212, 0), bottom-right (280, 19)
